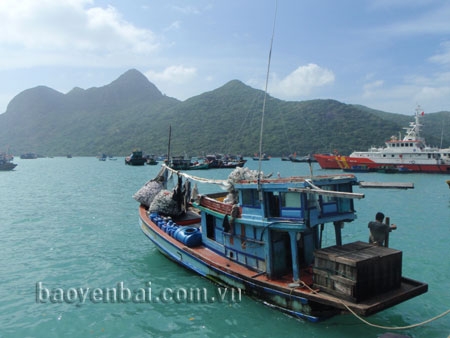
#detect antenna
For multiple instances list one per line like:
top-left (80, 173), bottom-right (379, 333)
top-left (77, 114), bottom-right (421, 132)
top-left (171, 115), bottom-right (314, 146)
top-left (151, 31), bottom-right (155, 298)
top-left (257, 0), bottom-right (278, 199)
top-left (167, 125), bottom-right (171, 164)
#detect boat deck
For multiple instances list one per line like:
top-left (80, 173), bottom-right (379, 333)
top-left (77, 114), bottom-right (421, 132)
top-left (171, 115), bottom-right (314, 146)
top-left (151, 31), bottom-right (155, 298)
top-left (139, 206), bottom-right (427, 316)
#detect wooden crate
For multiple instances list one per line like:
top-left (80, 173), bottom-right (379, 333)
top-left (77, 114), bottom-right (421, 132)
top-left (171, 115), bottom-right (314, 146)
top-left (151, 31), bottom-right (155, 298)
top-left (313, 241), bottom-right (402, 302)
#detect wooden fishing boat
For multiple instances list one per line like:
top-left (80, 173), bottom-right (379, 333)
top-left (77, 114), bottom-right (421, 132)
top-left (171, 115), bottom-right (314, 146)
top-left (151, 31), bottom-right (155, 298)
top-left (138, 166), bottom-right (427, 322)
top-left (253, 153), bottom-right (270, 161)
top-left (146, 155), bottom-right (158, 165)
top-left (0, 154), bottom-right (17, 171)
top-left (125, 150), bottom-right (146, 166)
top-left (20, 153), bottom-right (37, 159)
top-left (138, 4), bottom-right (427, 323)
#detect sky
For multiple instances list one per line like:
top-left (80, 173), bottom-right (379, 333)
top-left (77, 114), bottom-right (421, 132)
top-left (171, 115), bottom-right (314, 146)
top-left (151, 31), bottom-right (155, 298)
top-left (0, 0), bottom-right (449, 115)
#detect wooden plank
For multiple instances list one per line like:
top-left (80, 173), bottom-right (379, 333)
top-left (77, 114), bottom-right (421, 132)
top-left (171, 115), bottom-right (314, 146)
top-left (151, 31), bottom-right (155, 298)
top-left (358, 181), bottom-right (414, 189)
top-left (288, 187), bottom-right (365, 199)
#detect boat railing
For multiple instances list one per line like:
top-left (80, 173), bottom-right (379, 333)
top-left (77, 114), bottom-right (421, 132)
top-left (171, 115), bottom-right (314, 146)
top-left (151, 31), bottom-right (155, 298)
top-left (199, 193), bottom-right (241, 217)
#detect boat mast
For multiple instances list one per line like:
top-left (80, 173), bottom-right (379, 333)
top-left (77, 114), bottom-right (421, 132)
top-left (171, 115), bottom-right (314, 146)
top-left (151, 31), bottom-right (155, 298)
top-left (167, 125), bottom-right (171, 163)
top-left (257, 0), bottom-right (278, 199)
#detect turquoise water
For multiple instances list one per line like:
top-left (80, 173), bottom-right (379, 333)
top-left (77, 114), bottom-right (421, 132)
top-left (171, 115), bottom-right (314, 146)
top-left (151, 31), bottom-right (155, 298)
top-left (0, 158), bottom-right (449, 337)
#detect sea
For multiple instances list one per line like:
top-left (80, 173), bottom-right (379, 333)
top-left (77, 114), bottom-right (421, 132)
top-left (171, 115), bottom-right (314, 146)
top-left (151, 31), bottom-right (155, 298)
top-left (0, 157), bottom-right (449, 337)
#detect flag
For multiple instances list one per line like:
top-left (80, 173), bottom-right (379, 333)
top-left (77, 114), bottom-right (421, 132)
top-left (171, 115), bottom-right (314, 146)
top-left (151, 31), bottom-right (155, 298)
top-left (421, 111), bottom-right (424, 116)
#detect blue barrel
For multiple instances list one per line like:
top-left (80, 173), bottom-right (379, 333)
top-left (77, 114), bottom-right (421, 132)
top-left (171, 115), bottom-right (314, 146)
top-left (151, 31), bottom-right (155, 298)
top-left (175, 227), bottom-right (202, 247)
top-left (169, 225), bottom-right (179, 237)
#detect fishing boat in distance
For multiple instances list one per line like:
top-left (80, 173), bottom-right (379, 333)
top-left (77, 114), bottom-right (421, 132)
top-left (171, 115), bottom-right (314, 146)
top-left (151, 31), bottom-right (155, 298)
top-left (137, 166), bottom-right (427, 322)
top-left (125, 150), bottom-right (146, 166)
top-left (20, 153), bottom-right (38, 159)
top-left (206, 154), bottom-right (246, 169)
top-left (253, 153), bottom-right (270, 161)
top-left (314, 106), bottom-right (450, 173)
top-left (146, 155), bottom-right (158, 165)
top-left (290, 153), bottom-right (317, 163)
top-left (0, 153), bottom-right (17, 171)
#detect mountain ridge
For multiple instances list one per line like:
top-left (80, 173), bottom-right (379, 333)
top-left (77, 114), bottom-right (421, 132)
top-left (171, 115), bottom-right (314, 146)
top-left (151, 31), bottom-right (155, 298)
top-left (0, 69), bottom-right (448, 156)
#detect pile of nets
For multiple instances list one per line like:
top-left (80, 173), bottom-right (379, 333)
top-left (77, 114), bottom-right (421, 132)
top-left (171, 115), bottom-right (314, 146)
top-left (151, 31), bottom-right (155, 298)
top-left (133, 180), bottom-right (163, 207)
top-left (148, 190), bottom-right (183, 217)
top-left (227, 167), bottom-right (269, 184)
top-left (223, 167), bottom-right (271, 204)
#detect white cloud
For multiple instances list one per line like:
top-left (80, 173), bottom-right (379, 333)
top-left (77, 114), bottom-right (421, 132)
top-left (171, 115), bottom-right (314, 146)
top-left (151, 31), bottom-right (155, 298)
top-left (357, 74), bottom-right (450, 113)
top-left (429, 41), bottom-right (450, 65)
top-left (164, 21), bottom-right (181, 32)
top-left (170, 5), bottom-right (200, 15)
top-left (269, 64), bottom-right (335, 99)
top-left (145, 65), bottom-right (197, 85)
top-left (0, 0), bottom-right (159, 68)
top-left (363, 80), bottom-right (384, 98)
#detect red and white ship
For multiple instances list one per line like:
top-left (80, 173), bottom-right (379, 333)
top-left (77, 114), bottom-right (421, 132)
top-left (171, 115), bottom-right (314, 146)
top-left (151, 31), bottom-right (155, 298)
top-left (314, 106), bottom-right (450, 173)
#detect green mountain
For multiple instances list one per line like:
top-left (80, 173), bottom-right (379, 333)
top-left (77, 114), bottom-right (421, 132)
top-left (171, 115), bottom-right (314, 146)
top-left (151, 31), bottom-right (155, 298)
top-left (0, 69), bottom-right (449, 156)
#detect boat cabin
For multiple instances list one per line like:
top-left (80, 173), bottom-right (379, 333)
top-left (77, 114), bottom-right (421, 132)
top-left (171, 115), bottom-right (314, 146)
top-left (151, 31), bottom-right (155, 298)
top-left (193, 175), bottom-right (359, 282)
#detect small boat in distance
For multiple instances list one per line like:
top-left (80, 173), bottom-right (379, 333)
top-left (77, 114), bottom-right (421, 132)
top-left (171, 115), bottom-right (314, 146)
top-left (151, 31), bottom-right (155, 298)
top-left (343, 165), bottom-right (375, 173)
top-left (67, 154), bottom-right (72, 158)
top-left (0, 154), bottom-right (17, 171)
top-left (98, 153), bottom-right (107, 161)
top-left (289, 153), bottom-right (317, 163)
top-left (314, 106), bottom-right (450, 173)
top-left (205, 154), bottom-right (246, 169)
top-left (125, 150), bottom-right (146, 166)
top-left (146, 155), bottom-right (158, 165)
top-left (252, 153), bottom-right (270, 161)
top-left (20, 153), bottom-right (38, 159)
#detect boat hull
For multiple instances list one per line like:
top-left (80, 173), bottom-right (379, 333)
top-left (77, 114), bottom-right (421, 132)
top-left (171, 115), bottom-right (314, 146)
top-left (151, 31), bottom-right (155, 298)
top-left (0, 162), bottom-right (17, 171)
top-left (140, 212), bottom-right (325, 322)
top-left (314, 154), bottom-right (450, 173)
top-left (139, 206), bottom-right (427, 321)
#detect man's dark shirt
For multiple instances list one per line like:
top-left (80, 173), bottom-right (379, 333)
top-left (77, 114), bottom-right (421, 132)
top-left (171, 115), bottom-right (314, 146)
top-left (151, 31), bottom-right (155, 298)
top-left (368, 221), bottom-right (391, 246)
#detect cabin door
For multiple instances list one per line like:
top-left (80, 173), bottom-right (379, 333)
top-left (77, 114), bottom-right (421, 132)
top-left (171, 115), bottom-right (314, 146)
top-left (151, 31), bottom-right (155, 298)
top-left (271, 230), bottom-right (292, 277)
top-left (265, 192), bottom-right (280, 218)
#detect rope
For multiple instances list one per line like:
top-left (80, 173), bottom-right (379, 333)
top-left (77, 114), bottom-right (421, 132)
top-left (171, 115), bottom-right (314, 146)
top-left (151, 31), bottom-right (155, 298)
top-left (162, 164), bottom-right (227, 185)
top-left (289, 280), bottom-right (449, 330)
top-left (341, 303), bottom-right (449, 330)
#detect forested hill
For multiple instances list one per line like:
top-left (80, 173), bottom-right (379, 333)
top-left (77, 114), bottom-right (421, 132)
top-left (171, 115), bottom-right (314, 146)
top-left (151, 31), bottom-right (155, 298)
top-left (0, 69), bottom-right (448, 156)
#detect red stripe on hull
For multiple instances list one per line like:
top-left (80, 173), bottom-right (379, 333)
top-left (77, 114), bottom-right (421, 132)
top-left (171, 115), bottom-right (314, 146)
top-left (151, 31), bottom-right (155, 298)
top-left (314, 155), bottom-right (450, 173)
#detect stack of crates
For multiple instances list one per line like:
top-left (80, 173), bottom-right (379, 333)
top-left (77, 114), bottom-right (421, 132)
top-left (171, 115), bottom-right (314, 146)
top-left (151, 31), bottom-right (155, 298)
top-left (313, 241), bottom-right (402, 303)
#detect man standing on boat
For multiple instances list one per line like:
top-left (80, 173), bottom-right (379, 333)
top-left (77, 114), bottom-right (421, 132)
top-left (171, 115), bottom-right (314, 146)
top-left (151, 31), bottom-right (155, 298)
top-left (368, 212), bottom-right (397, 246)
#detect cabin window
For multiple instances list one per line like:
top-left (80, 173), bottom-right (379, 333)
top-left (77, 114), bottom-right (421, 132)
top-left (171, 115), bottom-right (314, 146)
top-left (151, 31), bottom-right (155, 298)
top-left (401, 143), bottom-right (404, 147)
top-left (265, 192), bottom-right (280, 218)
top-left (337, 184), bottom-right (353, 213)
top-left (281, 192), bottom-right (301, 208)
top-left (383, 154), bottom-right (386, 157)
top-left (392, 154), bottom-right (395, 157)
top-left (428, 154), bottom-right (431, 159)
top-left (319, 185), bottom-right (338, 215)
top-left (241, 189), bottom-right (260, 208)
top-left (205, 214), bottom-right (216, 240)
top-left (321, 185), bottom-right (337, 203)
top-left (280, 192), bottom-right (302, 218)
